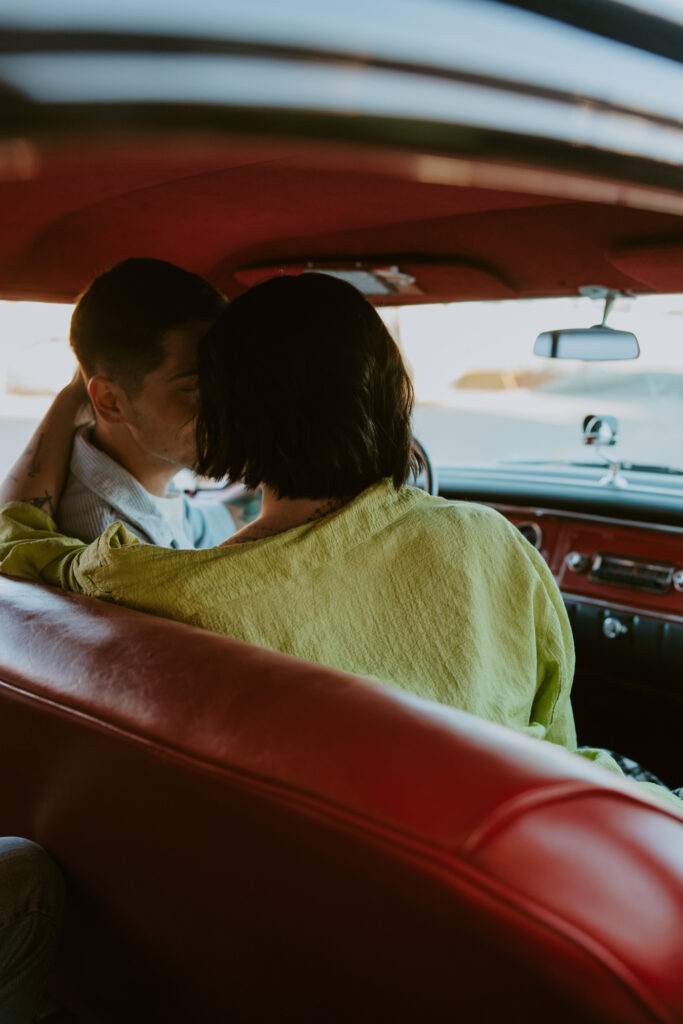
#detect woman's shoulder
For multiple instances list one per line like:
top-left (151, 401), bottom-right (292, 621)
top-left (402, 488), bottom-right (516, 539)
top-left (399, 489), bottom-right (543, 572)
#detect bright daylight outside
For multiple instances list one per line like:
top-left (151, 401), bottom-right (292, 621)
top-left (1, 292), bottom-right (683, 481)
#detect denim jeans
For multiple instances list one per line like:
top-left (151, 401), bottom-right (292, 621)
top-left (0, 838), bottom-right (64, 1024)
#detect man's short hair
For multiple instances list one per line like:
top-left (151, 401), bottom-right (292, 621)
top-left (196, 272), bottom-right (422, 499)
top-left (70, 258), bottom-right (226, 395)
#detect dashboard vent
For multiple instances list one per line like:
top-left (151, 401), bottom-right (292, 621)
top-left (591, 553), bottom-right (675, 593)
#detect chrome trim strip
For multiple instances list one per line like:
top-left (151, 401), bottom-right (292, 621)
top-left (493, 502), bottom-right (683, 537)
top-left (561, 591), bottom-right (683, 625)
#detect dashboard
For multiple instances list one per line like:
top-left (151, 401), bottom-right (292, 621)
top-left (501, 505), bottom-right (683, 646)
top-left (492, 503), bottom-right (683, 786)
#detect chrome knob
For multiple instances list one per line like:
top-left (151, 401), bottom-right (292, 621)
top-left (602, 616), bottom-right (628, 639)
top-left (566, 551), bottom-right (590, 573)
top-left (673, 570), bottom-right (683, 593)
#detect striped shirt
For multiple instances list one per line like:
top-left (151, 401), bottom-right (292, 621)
top-left (58, 426), bottom-right (233, 549)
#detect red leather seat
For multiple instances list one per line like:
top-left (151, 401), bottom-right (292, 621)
top-left (0, 575), bottom-right (681, 1023)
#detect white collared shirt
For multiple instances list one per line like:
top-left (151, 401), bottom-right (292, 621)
top-left (58, 426), bottom-right (234, 548)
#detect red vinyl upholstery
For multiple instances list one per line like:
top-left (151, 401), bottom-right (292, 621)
top-left (0, 575), bottom-right (681, 1023)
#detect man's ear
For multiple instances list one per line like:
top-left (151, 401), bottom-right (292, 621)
top-left (87, 375), bottom-right (131, 425)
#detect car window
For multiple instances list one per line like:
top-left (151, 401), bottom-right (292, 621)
top-left (0, 301), bottom-right (74, 477)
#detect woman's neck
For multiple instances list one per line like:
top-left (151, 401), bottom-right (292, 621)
top-left (221, 486), bottom-right (348, 546)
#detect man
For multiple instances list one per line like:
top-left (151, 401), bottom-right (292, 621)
top-left (58, 257), bottom-right (255, 548)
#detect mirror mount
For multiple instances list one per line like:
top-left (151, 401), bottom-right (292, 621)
top-left (599, 290), bottom-right (617, 327)
top-left (578, 284), bottom-right (635, 326)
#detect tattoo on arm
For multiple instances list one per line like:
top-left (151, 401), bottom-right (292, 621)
top-left (27, 433), bottom-right (45, 479)
top-left (26, 492), bottom-right (55, 517)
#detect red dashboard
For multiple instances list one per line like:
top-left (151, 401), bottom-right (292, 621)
top-left (494, 504), bottom-right (683, 785)
top-left (497, 505), bottom-right (683, 624)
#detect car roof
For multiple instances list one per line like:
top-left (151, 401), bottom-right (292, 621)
top-left (0, 0), bottom-right (682, 304)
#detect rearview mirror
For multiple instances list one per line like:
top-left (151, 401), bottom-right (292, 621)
top-left (534, 325), bottom-right (640, 361)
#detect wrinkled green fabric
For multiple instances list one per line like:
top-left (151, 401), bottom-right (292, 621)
top-left (1, 483), bottom-right (680, 814)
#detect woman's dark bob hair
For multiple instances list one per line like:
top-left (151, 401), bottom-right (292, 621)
top-left (196, 272), bottom-right (423, 499)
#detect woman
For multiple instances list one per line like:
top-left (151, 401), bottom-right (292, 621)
top-left (0, 272), bottom-right (577, 752)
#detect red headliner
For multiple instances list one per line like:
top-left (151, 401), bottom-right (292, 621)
top-left (1, 137), bottom-right (683, 303)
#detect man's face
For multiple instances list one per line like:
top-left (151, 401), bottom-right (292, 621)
top-left (123, 322), bottom-right (206, 471)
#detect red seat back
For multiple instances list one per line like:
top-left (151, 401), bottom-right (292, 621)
top-left (0, 576), bottom-right (681, 1023)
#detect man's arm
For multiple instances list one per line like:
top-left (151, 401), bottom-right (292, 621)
top-left (0, 374), bottom-right (91, 517)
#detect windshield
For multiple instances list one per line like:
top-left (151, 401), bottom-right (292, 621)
top-left (2, 293), bottom-right (683, 483)
top-left (386, 293), bottom-right (683, 474)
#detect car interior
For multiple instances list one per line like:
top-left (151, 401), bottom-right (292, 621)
top-left (4, 146), bottom-right (683, 780)
top-left (0, 1), bottom-right (682, 1021)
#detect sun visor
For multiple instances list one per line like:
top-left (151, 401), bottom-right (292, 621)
top-left (606, 242), bottom-right (683, 292)
top-left (233, 261), bottom-right (516, 304)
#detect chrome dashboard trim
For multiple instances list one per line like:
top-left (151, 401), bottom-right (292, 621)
top-left (492, 503), bottom-right (683, 537)
top-left (560, 591), bottom-right (683, 626)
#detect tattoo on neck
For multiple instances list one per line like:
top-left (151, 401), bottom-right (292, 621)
top-left (229, 496), bottom-right (348, 545)
top-left (303, 498), bottom-right (345, 523)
